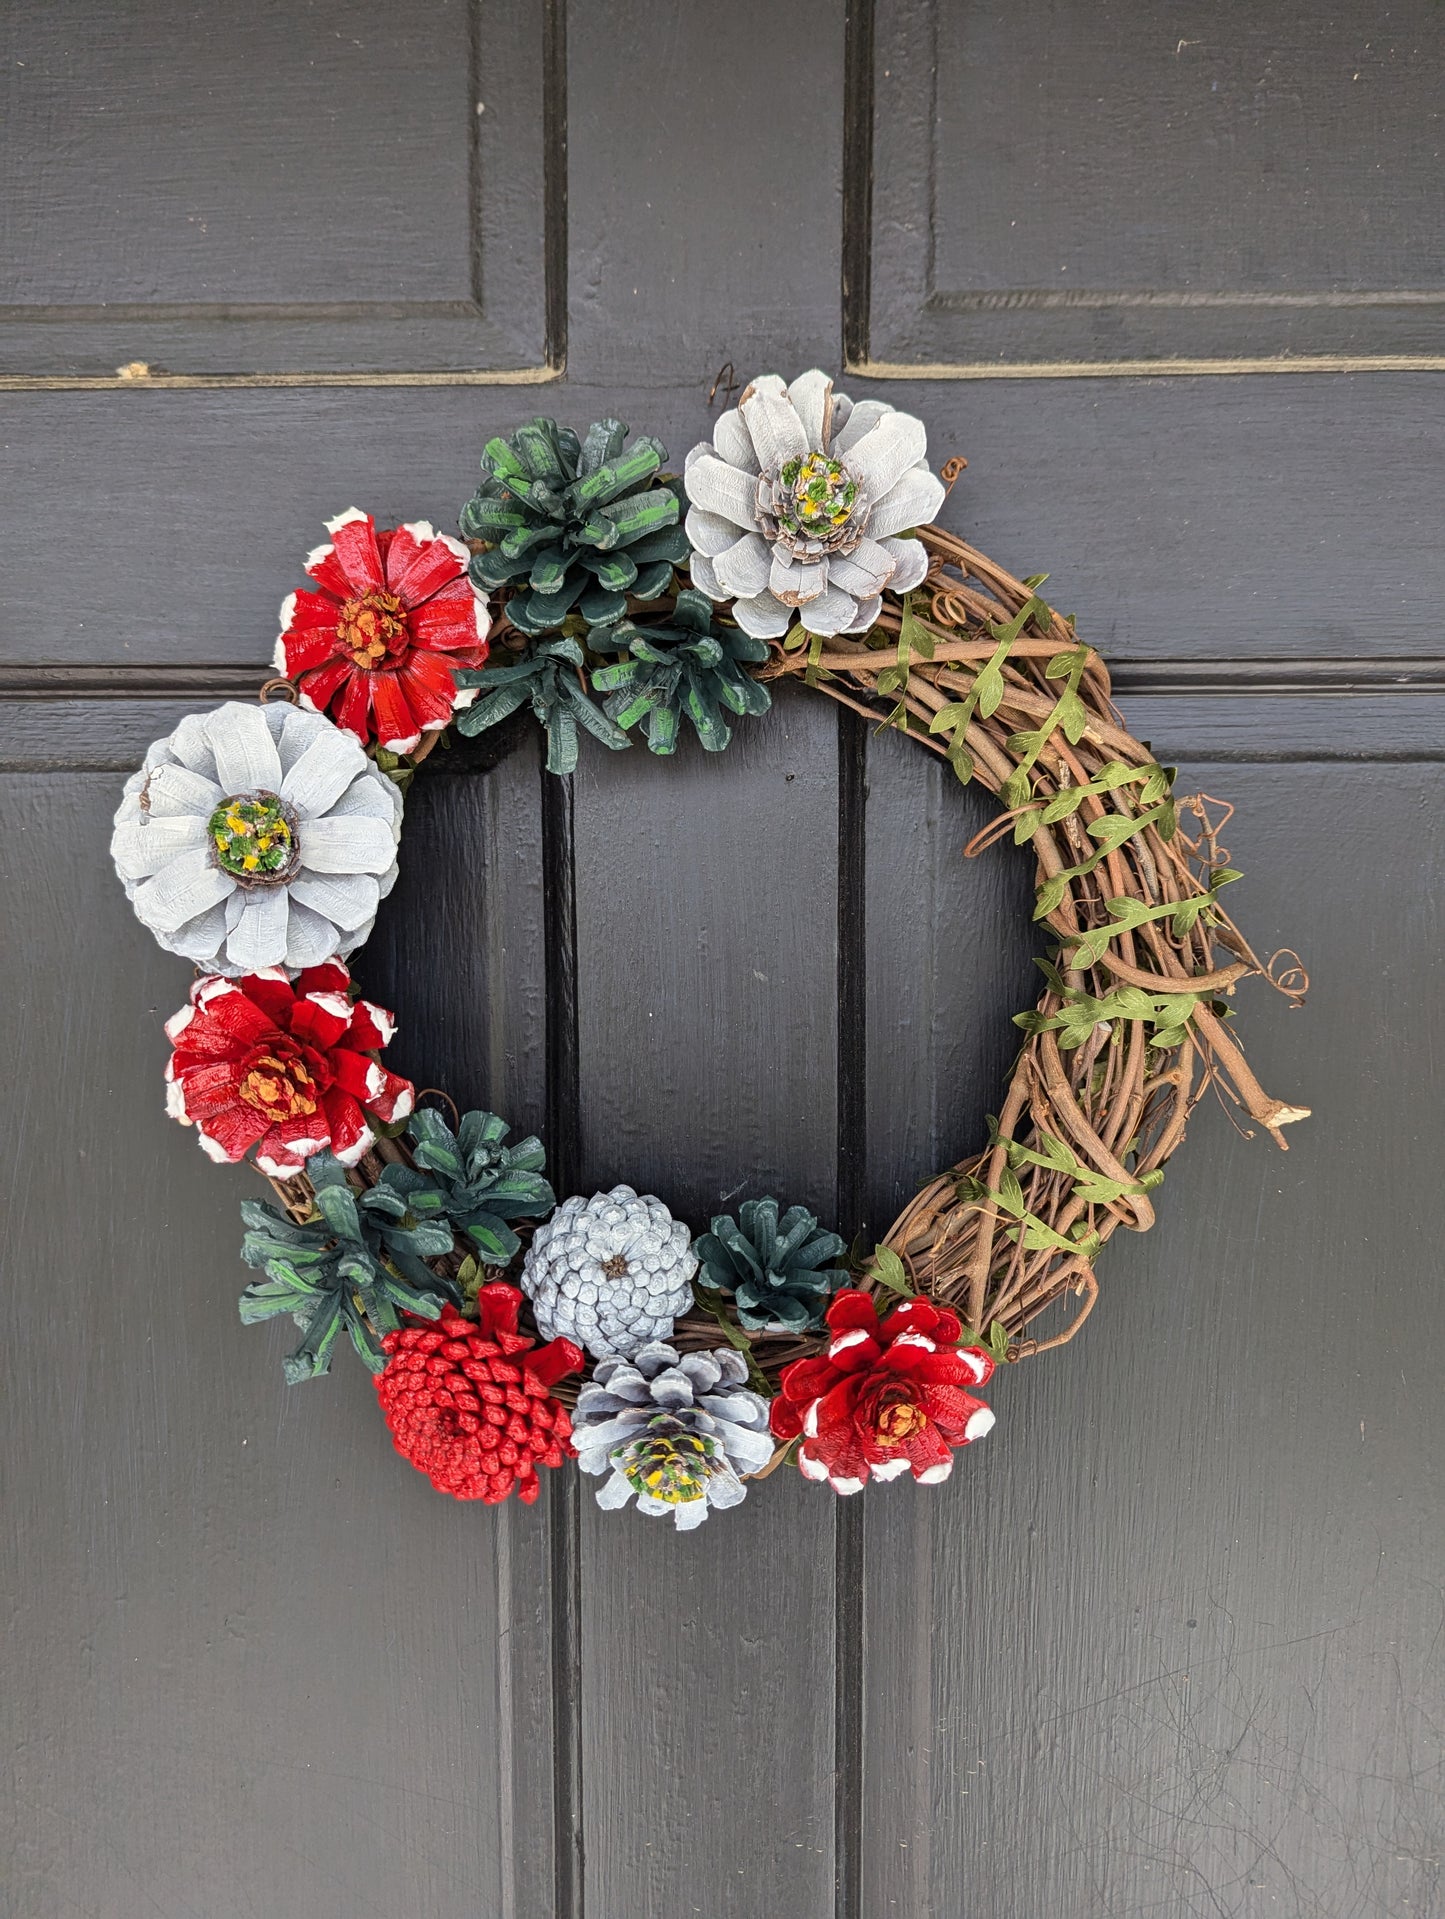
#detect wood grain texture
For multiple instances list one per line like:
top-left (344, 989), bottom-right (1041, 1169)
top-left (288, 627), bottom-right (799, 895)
top-left (564, 0), bottom-right (845, 382)
top-left (0, 0), bottom-right (551, 373)
top-left (569, 694), bottom-right (844, 1916)
top-left (6, 3), bottom-right (1443, 1910)
top-left (5, 373), bottom-right (1442, 671)
top-left (866, 0), bottom-right (1445, 364)
top-left (0, 770), bottom-right (553, 1919)
top-left (857, 760), bottom-right (1444, 1918)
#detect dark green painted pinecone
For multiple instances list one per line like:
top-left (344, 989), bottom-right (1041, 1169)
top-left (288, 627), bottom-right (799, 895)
top-left (455, 634), bottom-right (631, 775)
top-left (238, 1152), bottom-right (453, 1382)
top-left (405, 1107), bottom-right (556, 1266)
top-left (693, 1196), bottom-right (850, 1332)
top-left (590, 586), bottom-right (773, 753)
top-left (460, 416), bottom-right (691, 635)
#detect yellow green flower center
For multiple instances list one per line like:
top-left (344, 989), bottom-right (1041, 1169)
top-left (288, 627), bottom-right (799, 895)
top-left (337, 589), bottom-right (407, 668)
top-left (617, 1418), bottom-right (717, 1505)
top-left (776, 452), bottom-right (859, 537)
top-left (208, 791), bottom-right (297, 881)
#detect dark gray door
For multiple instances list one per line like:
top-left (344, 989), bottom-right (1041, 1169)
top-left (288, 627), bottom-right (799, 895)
top-left (4, 4), bottom-right (1441, 1916)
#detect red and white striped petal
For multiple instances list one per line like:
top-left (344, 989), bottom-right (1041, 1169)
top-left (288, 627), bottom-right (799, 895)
top-left (287, 990), bottom-right (352, 1050)
top-left (384, 522), bottom-right (468, 608)
top-left (953, 1346), bottom-right (994, 1388)
top-left (172, 1057), bottom-right (255, 1121)
top-left (397, 651), bottom-right (462, 731)
top-left (366, 1068), bottom-right (414, 1123)
top-left (236, 969), bottom-right (299, 1027)
top-left (303, 541), bottom-right (352, 600)
top-left (322, 1087), bottom-right (374, 1165)
top-left (328, 1047), bottom-right (379, 1103)
top-left (409, 578), bottom-right (491, 651)
top-left (167, 982), bottom-right (274, 1057)
top-left (276, 588), bottom-right (345, 675)
top-left (297, 657), bottom-right (355, 717)
top-left (325, 510), bottom-right (386, 595)
top-left (963, 1405), bottom-right (995, 1442)
top-left (295, 960), bottom-right (353, 997)
top-left (826, 1325), bottom-right (881, 1368)
top-left (367, 671), bottom-right (422, 752)
top-left (164, 1002), bottom-right (197, 1044)
top-left (344, 998), bottom-right (395, 1049)
top-left (333, 669), bottom-right (373, 743)
top-left (196, 1102), bottom-right (271, 1163)
top-left (255, 1112), bottom-right (332, 1178)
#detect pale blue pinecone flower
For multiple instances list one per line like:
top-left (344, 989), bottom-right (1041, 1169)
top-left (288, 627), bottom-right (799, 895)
top-left (572, 1342), bottom-right (775, 1531)
top-left (112, 700), bottom-right (402, 976)
top-left (683, 368), bottom-right (946, 640)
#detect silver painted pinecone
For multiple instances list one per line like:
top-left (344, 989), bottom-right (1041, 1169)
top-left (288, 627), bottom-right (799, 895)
top-left (520, 1184), bottom-right (697, 1359)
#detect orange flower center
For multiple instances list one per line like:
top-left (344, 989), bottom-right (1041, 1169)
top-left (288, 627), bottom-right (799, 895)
top-left (873, 1397), bottom-right (927, 1445)
top-left (337, 590), bottom-right (407, 668)
top-left (238, 1050), bottom-right (319, 1121)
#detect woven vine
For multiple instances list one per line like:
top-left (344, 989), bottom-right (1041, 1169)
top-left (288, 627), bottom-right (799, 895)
top-left (263, 520), bottom-right (1308, 1416)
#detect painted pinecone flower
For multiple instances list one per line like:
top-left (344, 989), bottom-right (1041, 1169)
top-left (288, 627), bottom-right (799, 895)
top-left (460, 416), bottom-right (691, 635)
top-left (683, 369), bottom-right (946, 639)
top-left (112, 700), bottom-right (402, 975)
top-left (238, 1151), bottom-right (453, 1382)
top-left (520, 1184), bottom-right (697, 1359)
top-left (404, 1107), bottom-right (556, 1266)
top-left (572, 1342), bottom-right (774, 1530)
top-left (694, 1196), bottom-right (850, 1332)
top-left (274, 510), bottom-right (491, 751)
top-left (375, 1292), bottom-right (583, 1505)
top-left (165, 962), bottom-right (413, 1175)
top-left (770, 1290), bottom-right (996, 1493)
top-left (590, 585), bottom-right (772, 754)
top-left (455, 633), bottom-right (631, 776)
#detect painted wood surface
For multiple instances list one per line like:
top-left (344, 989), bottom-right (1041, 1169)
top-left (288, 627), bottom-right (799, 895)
top-left (2, 3), bottom-right (1440, 1916)
top-left (866, 0), bottom-right (1445, 364)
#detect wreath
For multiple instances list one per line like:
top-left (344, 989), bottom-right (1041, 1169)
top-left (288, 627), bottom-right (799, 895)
top-left (112, 370), bottom-right (1308, 1529)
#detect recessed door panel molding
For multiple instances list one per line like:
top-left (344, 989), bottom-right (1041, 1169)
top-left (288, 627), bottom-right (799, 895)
top-left (852, 0), bottom-right (1445, 373)
top-left (0, 0), bottom-right (562, 380)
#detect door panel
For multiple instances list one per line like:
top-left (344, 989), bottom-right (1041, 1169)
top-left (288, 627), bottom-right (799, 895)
top-left (0, 771), bottom-right (553, 1918)
top-left (5, 378), bottom-right (1441, 672)
top-left (866, 0), bottom-right (1445, 366)
top-left (1, 0), bottom-right (555, 375)
top-left (859, 749), bottom-right (1443, 1917)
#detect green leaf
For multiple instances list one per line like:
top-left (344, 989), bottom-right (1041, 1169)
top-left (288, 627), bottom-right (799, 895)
top-left (869, 1245), bottom-right (915, 1297)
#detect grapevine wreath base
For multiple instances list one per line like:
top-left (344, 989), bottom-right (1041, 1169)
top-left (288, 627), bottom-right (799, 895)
top-left (115, 371), bottom-right (1308, 1529)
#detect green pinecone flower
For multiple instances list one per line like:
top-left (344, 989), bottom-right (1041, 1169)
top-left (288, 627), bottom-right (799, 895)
top-left (460, 416), bottom-right (691, 635)
top-left (693, 1196), bottom-right (850, 1332)
top-left (454, 635), bottom-right (631, 775)
top-left (405, 1107), bottom-right (556, 1266)
top-left (590, 587), bottom-right (773, 754)
top-left (238, 1153), bottom-right (453, 1382)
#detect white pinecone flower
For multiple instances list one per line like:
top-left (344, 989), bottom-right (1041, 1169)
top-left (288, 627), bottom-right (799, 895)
top-left (111, 700), bottom-right (402, 976)
top-left (572, 1342), bottom-right (775, 1530)
top-left (521, 1184), bottom-right (697, 1360)
top-left (683, 368), bottom-right (946, 641)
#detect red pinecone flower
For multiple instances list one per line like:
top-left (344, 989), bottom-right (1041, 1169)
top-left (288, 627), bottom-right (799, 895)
top-left (770, 1289), bottom-right (995, 1494)
top-left (275, 510), bottom-right (491, 752)
top-left (164, 961), bottom-right (412, 1176)
top-left (376, 1291), bottom-right (584, 1504)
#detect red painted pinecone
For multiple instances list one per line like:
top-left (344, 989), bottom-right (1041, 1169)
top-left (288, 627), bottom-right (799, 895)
top-left (376, 1289), bottom-right (582, 1504)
